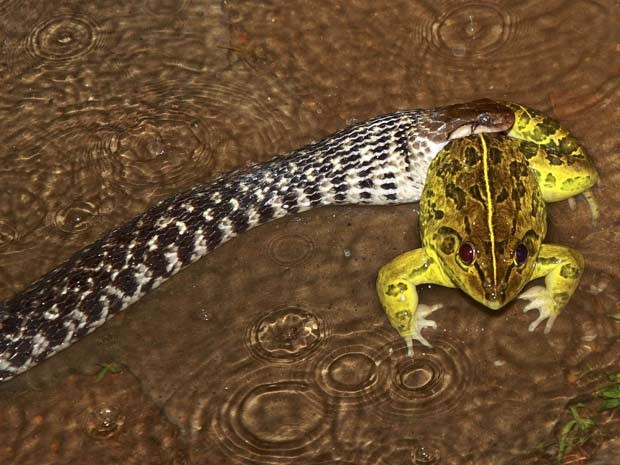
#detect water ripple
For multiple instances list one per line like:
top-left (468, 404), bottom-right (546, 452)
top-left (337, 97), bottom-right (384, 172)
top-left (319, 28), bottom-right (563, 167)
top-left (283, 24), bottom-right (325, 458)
top-left (19, 103), bottom-right (216, 195)
top-left (0, 174), bottom-right (47, 253)
top-left (312, 331), bottom-right (391, 408)
top-left (409, 0), bottom-right (614, 107)
top-left (28, 14), bottom-right (102, 62)
top-left (483, 290), bottom-right (618, 378)
top-left (246, 306), bottom-right (326, 364)
top-left (53, 200), bottom-right (99, 233)
top-left (377, 338), bottom-right (472, 419)
top-left (208, 377), bottom-right (329, 463)
top-left (363, 436), bottom-right (444, 465)
top-left (0, 373), bottom-right (187, 464)
top-left (150, 76), bottom-right (306, 171)
top-left (82, 405), bottom-right (125, 440)
top-left (427, 2), bottom-right (516, 60)
top-left (267, 233), bottom-right (315, 266)
top-left (111, 111), bottom-right (213, 189)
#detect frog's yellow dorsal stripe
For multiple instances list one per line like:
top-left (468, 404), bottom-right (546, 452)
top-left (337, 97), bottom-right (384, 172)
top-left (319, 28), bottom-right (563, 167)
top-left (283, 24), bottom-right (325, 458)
top-left (479, 134), bottom-right (497, 285)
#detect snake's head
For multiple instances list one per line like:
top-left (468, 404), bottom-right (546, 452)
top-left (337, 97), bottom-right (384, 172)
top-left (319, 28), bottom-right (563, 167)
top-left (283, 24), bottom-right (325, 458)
top-left (438, 99), bottom-right (515, 140)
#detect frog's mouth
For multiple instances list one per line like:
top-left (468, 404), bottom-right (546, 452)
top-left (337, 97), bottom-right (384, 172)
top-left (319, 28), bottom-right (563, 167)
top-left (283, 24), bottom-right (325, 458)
top-left (456, 281), bottom-right (511, 311)
top-left (483, 299), bottom-right (507, 310)
top-left (479, 282), bottom-right (510, 310)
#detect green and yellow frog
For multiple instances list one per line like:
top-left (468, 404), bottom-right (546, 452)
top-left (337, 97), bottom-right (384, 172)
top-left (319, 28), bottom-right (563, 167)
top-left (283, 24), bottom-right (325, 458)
top-left (377, 103), bottom-right (599, 353)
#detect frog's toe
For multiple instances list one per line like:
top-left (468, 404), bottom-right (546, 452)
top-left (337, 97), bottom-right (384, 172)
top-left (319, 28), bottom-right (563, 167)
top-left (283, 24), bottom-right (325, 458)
top-left (526, 307), bottom-right (559, 333)
top-left (418, 303), bottom-right (443, 321)
top-left (518, 285), bottom-right (558, 333)
top-left (566, 190), bottom-right (599, 225)
top-left (403, 303), bottom-right (443, 355)
top-left (567, 197), bottom-right (577, 210)
top-left (583, 189), bottom-right (599, 225)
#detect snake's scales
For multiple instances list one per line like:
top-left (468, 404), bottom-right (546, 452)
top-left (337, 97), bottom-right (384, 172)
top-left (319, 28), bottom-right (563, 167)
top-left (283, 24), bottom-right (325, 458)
top-left (0, 100), bottom-right (515, 382)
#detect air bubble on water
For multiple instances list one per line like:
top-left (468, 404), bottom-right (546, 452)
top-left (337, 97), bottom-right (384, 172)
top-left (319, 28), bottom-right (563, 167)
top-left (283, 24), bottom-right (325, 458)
top-left (412, 445), bottom-right (440, 464)
top-left (465, 15), bottom-right (480, 38)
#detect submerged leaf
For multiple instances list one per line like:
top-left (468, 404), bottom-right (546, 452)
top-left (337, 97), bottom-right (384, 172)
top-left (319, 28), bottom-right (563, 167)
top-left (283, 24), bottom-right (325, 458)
top-left (557, 405), bottom-right (595, 464)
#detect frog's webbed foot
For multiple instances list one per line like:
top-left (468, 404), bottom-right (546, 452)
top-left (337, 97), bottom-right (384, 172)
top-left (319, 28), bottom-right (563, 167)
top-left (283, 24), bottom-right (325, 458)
top-left (518, 244), bottom-right (584, 335)
top-left (402, 303), bottom-right (443, 355)
top-left (518, 285), bottom-right (559, 333)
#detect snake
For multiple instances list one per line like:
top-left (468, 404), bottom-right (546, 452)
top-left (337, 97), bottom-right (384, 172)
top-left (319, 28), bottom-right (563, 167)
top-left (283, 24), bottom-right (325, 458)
top-left (0, 99), bottom-right (515, 382)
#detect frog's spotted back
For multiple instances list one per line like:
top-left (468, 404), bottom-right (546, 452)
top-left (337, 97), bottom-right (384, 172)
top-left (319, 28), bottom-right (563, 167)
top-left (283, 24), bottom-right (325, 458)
top-left (420, 134), bottom-right (546, 309)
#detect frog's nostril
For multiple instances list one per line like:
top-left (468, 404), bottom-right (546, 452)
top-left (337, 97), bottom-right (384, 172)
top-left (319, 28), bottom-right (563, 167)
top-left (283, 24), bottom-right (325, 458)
top-left (485, 289), bottom-right (499, 301)
top-left (484, 282), bottom-right (507, 302)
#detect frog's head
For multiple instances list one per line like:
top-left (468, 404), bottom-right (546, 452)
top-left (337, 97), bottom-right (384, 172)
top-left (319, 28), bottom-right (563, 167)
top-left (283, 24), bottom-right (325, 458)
top-left (429, 224), bottom-right (543, 309)
top-left (421, 134), bottom-right (546, 310)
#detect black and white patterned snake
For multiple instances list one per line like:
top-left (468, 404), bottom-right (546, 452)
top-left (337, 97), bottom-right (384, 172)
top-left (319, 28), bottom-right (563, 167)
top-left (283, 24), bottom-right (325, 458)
top-left (0, 100), bottom-right (515, 382)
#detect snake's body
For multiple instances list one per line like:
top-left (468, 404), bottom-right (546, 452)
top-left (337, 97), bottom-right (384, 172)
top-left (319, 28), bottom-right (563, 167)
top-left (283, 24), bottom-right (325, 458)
top-left (0, 100), bottom-right (514, 382)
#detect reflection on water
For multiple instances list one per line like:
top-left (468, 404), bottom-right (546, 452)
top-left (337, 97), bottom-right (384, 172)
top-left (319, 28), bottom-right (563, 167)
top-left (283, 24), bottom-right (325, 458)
top-left (0, 1), bottom-right (619, 464)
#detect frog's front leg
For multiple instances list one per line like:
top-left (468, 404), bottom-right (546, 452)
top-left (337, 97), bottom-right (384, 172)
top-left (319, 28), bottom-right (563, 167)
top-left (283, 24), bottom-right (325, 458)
top-left (376, 248), bottom-right (455, 355)
top-left (518, 244), bottom-right (584, 333)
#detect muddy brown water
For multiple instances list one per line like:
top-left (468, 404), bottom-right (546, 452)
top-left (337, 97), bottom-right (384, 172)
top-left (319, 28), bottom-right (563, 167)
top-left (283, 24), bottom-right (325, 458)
top-left (0, 1), bottom-right (619, 464)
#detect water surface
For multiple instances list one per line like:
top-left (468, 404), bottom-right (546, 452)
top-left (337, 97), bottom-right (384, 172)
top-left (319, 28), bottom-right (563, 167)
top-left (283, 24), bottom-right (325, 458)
top-left (0, 1), bottom-right (619, 464)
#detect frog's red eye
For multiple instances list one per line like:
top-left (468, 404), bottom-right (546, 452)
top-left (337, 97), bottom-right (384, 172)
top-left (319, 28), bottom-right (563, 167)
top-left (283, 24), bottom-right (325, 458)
top-left (458, 241), bottom-right (476, 265)
top-left (514, 243), bottom-right (528, 265)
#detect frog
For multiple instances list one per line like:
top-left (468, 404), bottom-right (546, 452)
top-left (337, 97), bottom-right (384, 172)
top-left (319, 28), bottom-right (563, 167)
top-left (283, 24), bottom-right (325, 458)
top-left (376, 102), bottom-right (599, 354)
